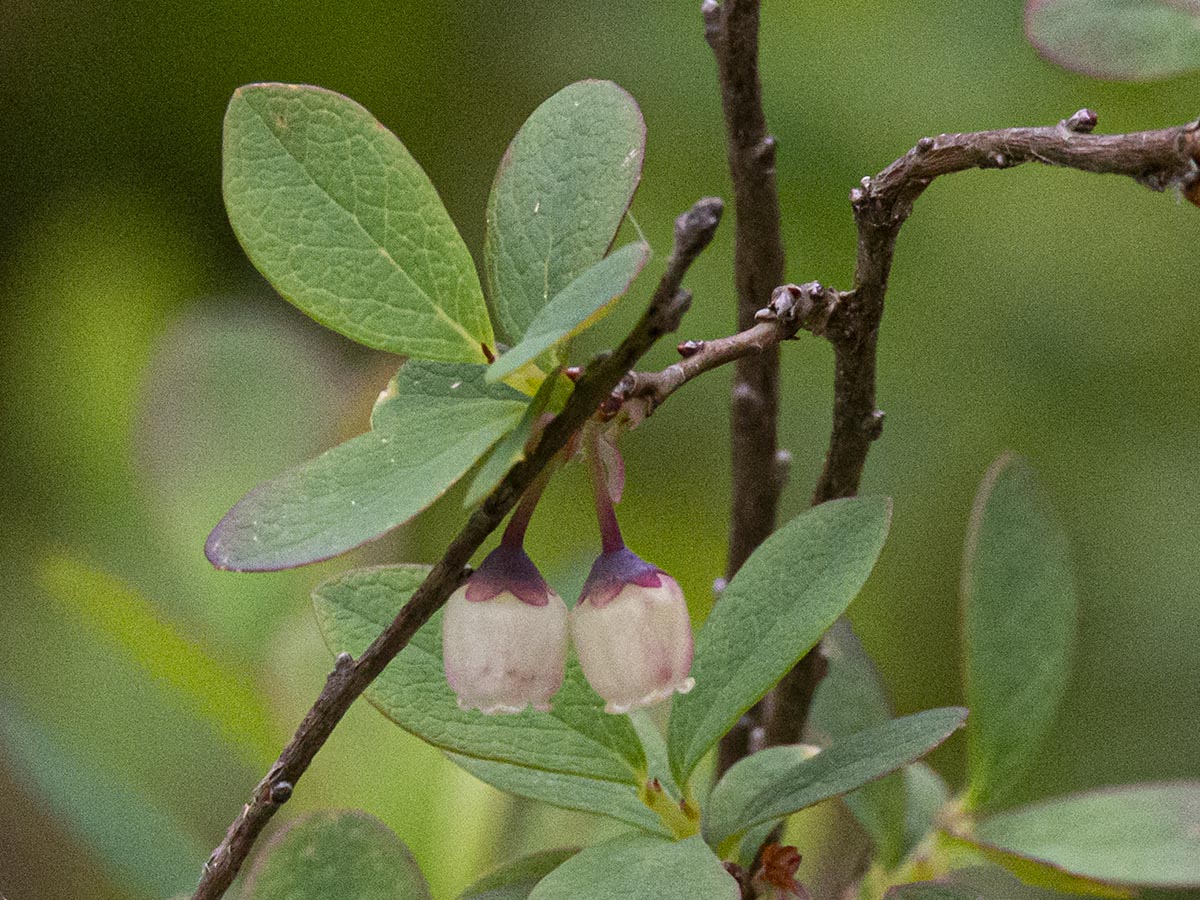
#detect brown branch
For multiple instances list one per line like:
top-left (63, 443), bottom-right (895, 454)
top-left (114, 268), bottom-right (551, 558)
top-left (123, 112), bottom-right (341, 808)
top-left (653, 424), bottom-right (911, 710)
top-left (766, 111), bottom-right (1200, 775)
top-left (704, 0), bottom-right (790, 781)
top-left (623, 282), bottom-right (837, 415)
top-left (816, 108), bottom-right (1200, 505)
top-left (190, 198), bottom-right (724, 900)
top-left (704, 0), bottom-right (788, 578)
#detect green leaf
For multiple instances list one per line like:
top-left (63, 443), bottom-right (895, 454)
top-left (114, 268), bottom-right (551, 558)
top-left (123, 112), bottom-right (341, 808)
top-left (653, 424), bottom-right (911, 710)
top-left (527, 834), bottom-right (739, 900)
top-left (1026, 0), bottom-right (1200, 81)
top-left (808, 618), bottom-right (893, 741)
top-left (629, 709), bottom-right (682, 800)
top-left (486, 243), bottom-right (650, 383)
top-left (974, 782), bottom-right (1200, 888)
top-left (459, 849), bottom-right (579, 900)
top-left (948, 865), bottom-right (1115, 899)
top-left (809, 618), bottom-right (910, 868)
top-left (464, 369), bottom-right (568, 508)
top-left (667, 497), bottom-right (893, 784)
top-left (485, 80), bottom-right (645, 344)
top-left (243, 810), bottom-right (431, 900)
top-left (223, 83), bottom-right (494, 361)
top-left (207, 361), bottom-right (527, 571)
top-left (941, 831), bottom-right (1133, 898)
top-left (703, 707), bottom-right (967, 851)
top-left (0, 697), bottom-right (206, 899)
top-left (312, 565), bottom-right (647, 783)
top-left (962, 455), bottom-right (1077, 812)
top-left (884, 884), bottom-right (975, 900)
top-left (448, 753), bottom-right (669, 836)
top-left (901, 762), bottom-right (951, 862)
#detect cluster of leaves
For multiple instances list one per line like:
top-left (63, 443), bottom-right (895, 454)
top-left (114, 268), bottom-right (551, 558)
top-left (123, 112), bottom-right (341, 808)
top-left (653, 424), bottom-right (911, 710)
top-left (234, 458), bottom-right (1200, 900)
top-left (207, 78), bottom-right (648, 572)
top-left (811, 457), bottom-right (1200, 897)
top-left (209, 80), bottom-right (1199, 898)
top-left (1026, 0), bottom-right (1200, 81)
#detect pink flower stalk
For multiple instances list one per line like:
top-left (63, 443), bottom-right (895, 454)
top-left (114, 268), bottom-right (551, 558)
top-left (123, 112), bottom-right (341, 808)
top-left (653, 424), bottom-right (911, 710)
top-left (442, 476), bottom-right (567, 714)
top-left (570, 429), bottom-right (695, 714)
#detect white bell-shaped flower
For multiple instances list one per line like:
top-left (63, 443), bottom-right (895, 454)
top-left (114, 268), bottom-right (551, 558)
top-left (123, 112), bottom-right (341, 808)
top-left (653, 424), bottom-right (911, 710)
top-left (571, 547), bottom-right (695, 714)
top-left (442, 544), bottom-right (568, 715)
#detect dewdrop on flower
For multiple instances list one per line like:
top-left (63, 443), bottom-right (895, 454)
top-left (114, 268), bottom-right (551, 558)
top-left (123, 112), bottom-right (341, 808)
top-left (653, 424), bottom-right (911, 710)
top-left (442, 474), bottom-right (567, 714)
top-left (569, 426), bottom-right (694, 714)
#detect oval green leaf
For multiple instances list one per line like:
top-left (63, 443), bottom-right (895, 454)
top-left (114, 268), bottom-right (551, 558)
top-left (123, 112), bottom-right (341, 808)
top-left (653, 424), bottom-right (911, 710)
top-left (667, 496), bottom-right (893, 785)
top-left (223, 83), bottom-right (494, 361)
top-left (243, 810), bottom-right (431, 900)
top-left (527, 835), bottom-right (739, 900)
top-left (974, 781), bottom-right (1200, 888)
top-left (884, 885), bottom-right (975, 900)
top-left (486, 242), bottom-right (650, 383)
top-left (312, 565), bottom-right (647, 783)
top-left (1026, 0), bottom-right (1200, 81)
top-left (703, 707), bottom-right (967, 851)
top-left (206, 361), bottom-right (527, 571)
top-left (465, 368), bottom-right (570, 508)
top-left (962, 455), bottom-right (1077, 812)
top-left (485, 80), bottom-right (645, 345)
top-left (447, 753), bottom-right (670, 836)
top-left (459, 848), bottom-right (579, 900)
top-left (941, 830), bottom-right (1133, 897)
top-left (810, 618), bottom-right (910, 868)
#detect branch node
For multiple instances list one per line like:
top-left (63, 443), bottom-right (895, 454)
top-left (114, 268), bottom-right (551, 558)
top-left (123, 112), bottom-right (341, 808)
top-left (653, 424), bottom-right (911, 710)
top-left (860, 409), bottom-right (886, 441)
top-left (849, 186), bottom-right (866, 206)
top-left (773, 448), bottom-right (793, 491)
top-left (701, 0), bottom-right (722, 48)
top-left (268, 781), bottom-right (293, 804)
top-left (1063, 108), bottom-right (1099, 134)
top-left (673, 197), bottom-right (725, 254)
top-left (732, 381), bottom-right (763, 411)
top-left (916, 136), bottom-right (935, 153)
top-left (333, 651), bottom-right (354, 672)
top-left (756, 135), bottom-right (778, 167)
top-left (677, 339), bottom-right (706, 357)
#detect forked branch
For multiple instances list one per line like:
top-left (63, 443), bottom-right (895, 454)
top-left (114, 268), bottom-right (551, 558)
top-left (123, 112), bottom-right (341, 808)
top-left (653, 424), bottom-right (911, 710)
top-left (813, 109), bottom-right (1200, 505)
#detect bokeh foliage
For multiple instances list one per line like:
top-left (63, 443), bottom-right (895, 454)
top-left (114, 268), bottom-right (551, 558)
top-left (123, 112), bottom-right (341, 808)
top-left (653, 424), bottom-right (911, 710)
top-left (2, 1), bottom-right (1199, 898)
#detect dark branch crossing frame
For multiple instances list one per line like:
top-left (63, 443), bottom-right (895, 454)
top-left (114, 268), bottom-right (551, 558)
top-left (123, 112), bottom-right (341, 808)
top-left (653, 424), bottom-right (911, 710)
top-left (192, 2), bottom-right (1200, 895)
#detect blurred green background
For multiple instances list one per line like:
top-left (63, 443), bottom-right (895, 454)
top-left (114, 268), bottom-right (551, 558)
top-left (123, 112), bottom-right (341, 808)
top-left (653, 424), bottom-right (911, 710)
top-left (2, 1), bottom-right (1198, 897)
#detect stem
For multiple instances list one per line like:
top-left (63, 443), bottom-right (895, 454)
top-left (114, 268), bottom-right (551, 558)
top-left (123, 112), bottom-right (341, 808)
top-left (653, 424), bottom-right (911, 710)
top-left (704, 0), bottom-right (788, 580)
top-left (189, 198), bottom-right (723, 900)
top-left (704, 0), bottom-right (789, 781)
top-left (586, 428), bottom-right (625, 554)
top-left (500, 469), bottom-right (551, 549)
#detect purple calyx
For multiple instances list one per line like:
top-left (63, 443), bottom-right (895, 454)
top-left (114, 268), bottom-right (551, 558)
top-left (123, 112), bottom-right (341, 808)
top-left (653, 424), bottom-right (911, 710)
top-left (465, 544), bottom-right (552, 607)
top-left (579, 547), bottom-right (663, 608)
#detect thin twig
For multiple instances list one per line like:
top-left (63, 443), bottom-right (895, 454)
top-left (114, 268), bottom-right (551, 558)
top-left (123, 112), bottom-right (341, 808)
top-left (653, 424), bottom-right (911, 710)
top-left (703, 0), bottom-right (790, 781)
top-left (704, 0), bottom-right (788, 578)
top-left (623, 282), bottom-right (837, 415)
top-left (815, 109), bottom-right (1200, 504)
top-left (190, 198), bottom-right (724, 900)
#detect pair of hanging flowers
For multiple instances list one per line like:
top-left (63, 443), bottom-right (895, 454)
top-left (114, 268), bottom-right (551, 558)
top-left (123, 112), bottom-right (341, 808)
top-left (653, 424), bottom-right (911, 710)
top-left (442, 425), bottom-right (695, 715)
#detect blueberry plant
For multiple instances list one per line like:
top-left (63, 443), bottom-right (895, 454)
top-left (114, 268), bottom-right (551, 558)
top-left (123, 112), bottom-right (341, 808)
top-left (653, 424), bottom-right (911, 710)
top-left (192, 2), bottom-right (1200, 898)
